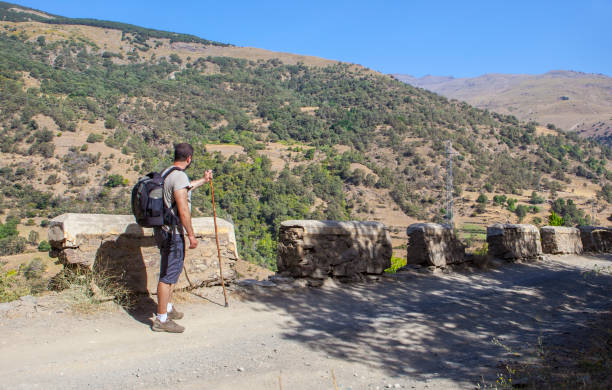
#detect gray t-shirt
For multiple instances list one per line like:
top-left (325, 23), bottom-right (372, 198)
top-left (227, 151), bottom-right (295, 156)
top-left (162, 167), bottom-right (191, 233)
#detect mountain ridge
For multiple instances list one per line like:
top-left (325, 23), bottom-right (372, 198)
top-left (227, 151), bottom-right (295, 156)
top-left (392, 71), bottom-right (612, 141)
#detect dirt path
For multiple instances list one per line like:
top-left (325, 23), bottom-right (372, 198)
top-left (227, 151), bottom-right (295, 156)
top-left (2, 254), bottom-right (611, 389)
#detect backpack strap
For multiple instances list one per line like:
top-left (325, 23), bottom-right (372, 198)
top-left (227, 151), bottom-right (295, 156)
top-left (161, 166), bottom-right (183, 179)
top-left (160, 166), bottom-right (185, 231)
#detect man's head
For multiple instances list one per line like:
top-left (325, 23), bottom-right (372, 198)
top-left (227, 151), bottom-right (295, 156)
top-left (174, 143), bottom-right (194, 168)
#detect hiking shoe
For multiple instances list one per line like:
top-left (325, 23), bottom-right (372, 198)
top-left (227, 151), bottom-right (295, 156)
top-left (168, 306), bottom-right (184, 320)
top-left (151, 318), bottom-right (185, 333)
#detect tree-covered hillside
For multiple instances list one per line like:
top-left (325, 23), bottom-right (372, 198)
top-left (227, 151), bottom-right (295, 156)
top-left (0, 1), bottom-right (229, 46)
top-left (1, 16), bottom-right (611, 268)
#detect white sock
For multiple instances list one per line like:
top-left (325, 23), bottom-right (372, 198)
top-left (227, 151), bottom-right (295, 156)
top-left (157, 313), bottom-right (168, 323)
top-left (167, 303), bottom-right (173, 313)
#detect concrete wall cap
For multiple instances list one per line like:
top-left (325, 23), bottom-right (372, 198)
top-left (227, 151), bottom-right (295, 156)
top-left (48, 213), bottom-right (236, 249)
top-left (406, 223), bottom-right (450, 234)
top-left (541, 226), bottom-right (579, 233)
top-left (281, 220), bottom-right (384, 228)
top-left (487, 223), bottom-right (539, 236)
top-left (578, 225), bottom-right (612, 233)
top-left (280, 220), bottom-right (386, 235)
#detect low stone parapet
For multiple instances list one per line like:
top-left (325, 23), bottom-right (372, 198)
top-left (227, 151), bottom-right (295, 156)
top-left (578, 226), bottom-right (612, 253)
top-left (277, 220), bottom-right (392, 279)
top-left (540, 226), bottom-right (583, 254)
top-left (487, 224), bottom-right (542, 260)
top-left (48, 213), bottom-right (238, 294)
top-left (406, 223), bottom-right (465, 267)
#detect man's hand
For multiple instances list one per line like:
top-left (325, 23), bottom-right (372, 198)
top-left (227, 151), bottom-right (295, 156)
top-left (203, 169), bottom-right (213, 183)
top-left (188, 234), bottom-right (198, 249)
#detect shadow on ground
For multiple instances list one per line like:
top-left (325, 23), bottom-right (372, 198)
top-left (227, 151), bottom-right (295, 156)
top-left (240, 256), bottom-right (612, 384)
top-left (93, 225), bottom-right (158, 326)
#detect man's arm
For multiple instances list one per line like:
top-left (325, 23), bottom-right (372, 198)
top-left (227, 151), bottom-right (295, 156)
top-left (174, 188), bottom-right (197, 249)
top-left (189, 170), bottom-right (213, 191)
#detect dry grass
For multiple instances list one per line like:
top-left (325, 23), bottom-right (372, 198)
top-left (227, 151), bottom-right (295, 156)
top-left (50, 267), bottom-right (133, 314)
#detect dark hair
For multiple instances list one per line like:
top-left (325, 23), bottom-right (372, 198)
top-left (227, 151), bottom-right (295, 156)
top-left (174, 143), bottom-right (194, 162)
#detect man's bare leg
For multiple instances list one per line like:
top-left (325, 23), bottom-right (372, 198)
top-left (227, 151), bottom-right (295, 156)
top-left (157, 281), bottom-right (171, 316)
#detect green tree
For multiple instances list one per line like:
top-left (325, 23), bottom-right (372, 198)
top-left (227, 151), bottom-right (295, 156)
top-left (548, 211), bottom-right (564, 226)
top-left (493, 194), bottom-right (507, 206)
top-left (506, 198), bottom-right (517, 212)
top-left (515, 204), bottom-right (529, 222)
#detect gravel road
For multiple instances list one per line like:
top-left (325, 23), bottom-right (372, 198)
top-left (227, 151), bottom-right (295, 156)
top-left (1, 254), bottom-right (611, 389)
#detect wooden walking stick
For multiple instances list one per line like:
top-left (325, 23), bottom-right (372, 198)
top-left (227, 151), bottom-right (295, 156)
top-left (210, 179), bottom-right (229, 307)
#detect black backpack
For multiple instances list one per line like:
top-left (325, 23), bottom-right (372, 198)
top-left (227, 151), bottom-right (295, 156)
top-left (131, 167), bottom-right (182, 228)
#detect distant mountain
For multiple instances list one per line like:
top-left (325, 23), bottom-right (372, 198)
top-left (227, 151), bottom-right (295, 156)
top-left (392, 71), bottom-right (612, 142)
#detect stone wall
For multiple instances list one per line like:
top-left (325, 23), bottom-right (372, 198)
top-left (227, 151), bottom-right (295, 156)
top-left (487, 224), bottom-right (542, 260)
top-left (579, 226), bottom-right (612, 253)
top-left (540, 226), bottom-right (583, 254)
top-left (48, 213), bottom-right (238, 294)
top-left (277, 220), bottom-right (391, 279)
top-left (406, 223), bottom-right (465, 267)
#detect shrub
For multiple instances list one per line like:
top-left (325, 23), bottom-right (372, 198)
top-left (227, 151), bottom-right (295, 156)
top-left (304, 148), bottom-right (315, 160)
top-left (86, 133), bottom-right (104, 143)
top-left (23, 258), bottom-right (46, 281)
top-left (28, 230), bottom-right (39, 245)
top-left (385, 256), bottom-right (407, 273)
top-left (37, 240), bottom-right (51, 252)
top-left (506, 198), bottom-right (518, 212)
top-left (548, 211), bottom-right (564, 226)
top-left (104, 116), bottom-right (118, 129)
top-left (476, 193), bottom-right (488, 204)
top-left (104, 174), bottom-right (128, 188)
top-left (529, 191), bottom-right (545, 204)
top-left (0, 268), bottom-right (29, 302)
top-left (45, 174), bottom-right (60, 185)
top-left (0, 236), bottom-right (27, 256)
top-left (515, 204), bottom-right (529, 222)
top-left (493, 194), bottom-right (507, 206)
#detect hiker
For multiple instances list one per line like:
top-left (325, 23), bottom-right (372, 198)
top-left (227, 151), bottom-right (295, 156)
top-left (152, 142), bottom-right (213, 333)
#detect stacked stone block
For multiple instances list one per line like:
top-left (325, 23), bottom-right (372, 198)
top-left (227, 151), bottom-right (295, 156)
top-left (487, 224), bottom-right (542, 260)
top-left (277, 220), bottom-right (392, 279)
top-left (579, 226), bottom-right (612, 253)
top-left (406, 223), bottom-right (465, 267)
top-left (540, 226), bottom-right (583, 254)
top-left (48, 213), bottom-right (238, 294)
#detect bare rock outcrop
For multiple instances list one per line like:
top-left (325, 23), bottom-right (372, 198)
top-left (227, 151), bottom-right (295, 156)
top-left (540, 226), bottom-right (583, 254)
top-left (277, 220), bottom-right (392, 279)
top-left (578, 226), bottom-right (612, 253)
top-left (406, 223), bottom-right (465, 267)
top-left (487, 224), bottom-right (542, 260)
top-left (48, 213), bottom-right (238, 294)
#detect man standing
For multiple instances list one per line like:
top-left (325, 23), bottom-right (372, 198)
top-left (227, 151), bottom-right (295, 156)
top-left (152, 143), bottom-right (212, 333)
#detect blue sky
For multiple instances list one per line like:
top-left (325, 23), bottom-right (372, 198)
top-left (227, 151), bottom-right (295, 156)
top-left (13, 0), bottom-right (612, 78)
